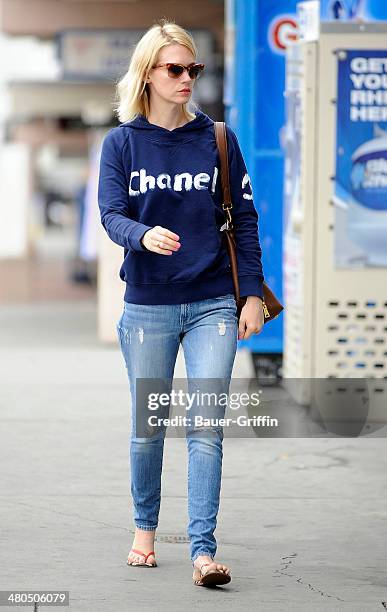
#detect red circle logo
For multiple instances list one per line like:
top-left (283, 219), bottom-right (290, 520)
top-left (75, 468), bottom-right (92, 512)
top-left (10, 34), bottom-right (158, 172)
top-left (271, 17), bottom-right (299, 52)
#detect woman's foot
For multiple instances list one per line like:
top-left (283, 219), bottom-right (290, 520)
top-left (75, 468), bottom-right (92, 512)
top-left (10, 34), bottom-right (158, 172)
top-left (192, 555), bottom-right (231, 586)
top-left (127, 528), bottom-right (157, 566)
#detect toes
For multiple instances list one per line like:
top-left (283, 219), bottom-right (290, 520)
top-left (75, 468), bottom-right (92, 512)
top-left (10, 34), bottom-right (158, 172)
top-left (194, 561), bottom-right (231, 576)
top-left (128, 552), bottom-right (156, 566)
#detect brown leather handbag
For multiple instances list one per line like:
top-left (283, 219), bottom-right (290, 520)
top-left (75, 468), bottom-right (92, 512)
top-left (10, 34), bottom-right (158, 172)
top-left (214, 121), bottom-right (284, 324)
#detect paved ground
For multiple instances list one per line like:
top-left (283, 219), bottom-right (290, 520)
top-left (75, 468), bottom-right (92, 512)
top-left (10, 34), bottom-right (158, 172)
top-left (1, 298), bottom-right (386, 612)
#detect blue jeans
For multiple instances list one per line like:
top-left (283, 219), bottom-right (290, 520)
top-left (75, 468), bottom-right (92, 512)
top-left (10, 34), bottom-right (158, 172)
top-left (116, 293), bottom-right (238, 565)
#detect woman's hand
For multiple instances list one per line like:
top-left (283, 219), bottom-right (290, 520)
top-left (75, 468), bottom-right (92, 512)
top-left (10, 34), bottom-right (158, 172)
top-left (141, 225), bottom-right (181, 254)
top-left (238, 296), bottom-right (264, 340)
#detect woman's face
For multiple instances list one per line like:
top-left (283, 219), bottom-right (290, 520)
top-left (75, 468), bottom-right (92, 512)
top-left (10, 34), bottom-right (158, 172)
top-left (146, 43), bottom-right (196, 106)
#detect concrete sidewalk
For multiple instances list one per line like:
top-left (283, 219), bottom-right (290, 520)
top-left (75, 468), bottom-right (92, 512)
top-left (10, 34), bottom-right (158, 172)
top-left (0, 300), bottom-right (386, 611)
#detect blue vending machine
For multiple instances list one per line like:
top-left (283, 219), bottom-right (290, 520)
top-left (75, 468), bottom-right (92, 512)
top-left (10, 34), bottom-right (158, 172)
top-left (224, 0), bottom-right (299, 379)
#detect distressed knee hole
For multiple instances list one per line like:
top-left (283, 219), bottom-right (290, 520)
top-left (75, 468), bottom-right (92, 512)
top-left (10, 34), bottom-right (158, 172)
top-left (117, 326), bottom-right (132, 344)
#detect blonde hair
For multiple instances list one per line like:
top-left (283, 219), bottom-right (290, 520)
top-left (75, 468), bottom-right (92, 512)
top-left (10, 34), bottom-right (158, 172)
top-left (114, 18), bottom-right (200, 124)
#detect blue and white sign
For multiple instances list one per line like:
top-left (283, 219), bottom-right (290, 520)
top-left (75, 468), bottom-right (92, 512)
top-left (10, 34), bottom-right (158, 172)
top-left (57, 30), bottom-right (144, 80)
top-left (57, 29), bottom-right (216, 81)
top-left (320, 0), bottom-right (387, 21)
top-left (334, 50), bottom-right (387, 267)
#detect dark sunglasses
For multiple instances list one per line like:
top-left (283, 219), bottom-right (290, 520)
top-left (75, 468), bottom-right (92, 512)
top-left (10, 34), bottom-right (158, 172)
top-left (152, 62), bottom-right (205, 79)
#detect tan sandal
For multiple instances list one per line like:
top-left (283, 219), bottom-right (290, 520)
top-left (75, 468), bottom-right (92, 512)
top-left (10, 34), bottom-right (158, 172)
top-left (193, 561), bottom-right (231, 587)
top-left (127, 548), bottom-right (157, 567)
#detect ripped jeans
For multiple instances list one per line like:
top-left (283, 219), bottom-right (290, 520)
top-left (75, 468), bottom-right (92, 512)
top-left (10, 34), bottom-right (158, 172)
top-left (116, 293), bottom-right (238, 565)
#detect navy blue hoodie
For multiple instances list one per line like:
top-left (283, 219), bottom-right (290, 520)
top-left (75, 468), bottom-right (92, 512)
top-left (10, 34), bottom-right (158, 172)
top-left (97, 109), bottom-right (264, 305)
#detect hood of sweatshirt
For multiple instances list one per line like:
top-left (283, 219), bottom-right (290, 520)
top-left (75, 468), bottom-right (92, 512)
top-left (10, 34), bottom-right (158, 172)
top-left (120, 109), bottom-right (214, 144)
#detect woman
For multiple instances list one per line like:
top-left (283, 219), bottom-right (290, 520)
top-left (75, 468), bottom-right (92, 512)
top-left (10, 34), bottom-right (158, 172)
top-left (97, 19), bottom-right (265, 588)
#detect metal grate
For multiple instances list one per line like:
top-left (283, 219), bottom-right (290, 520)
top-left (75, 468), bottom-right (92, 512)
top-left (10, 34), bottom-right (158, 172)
top-left (325, 299), bottom-right (387, 377)
top-left (155, 534), bottom-right (190, 544)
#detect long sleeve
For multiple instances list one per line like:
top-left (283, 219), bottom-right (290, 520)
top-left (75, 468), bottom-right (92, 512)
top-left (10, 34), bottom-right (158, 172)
top-left (97, 128), bottom-right (152, 252)
top-left (226, 126), bottom-right (265, 298)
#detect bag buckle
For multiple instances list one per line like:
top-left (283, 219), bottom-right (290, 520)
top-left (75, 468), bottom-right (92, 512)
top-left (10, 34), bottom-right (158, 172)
top-left (219, 202), bottom-right (233, 230)
top-left (221, 207), bottom-right (233, 230)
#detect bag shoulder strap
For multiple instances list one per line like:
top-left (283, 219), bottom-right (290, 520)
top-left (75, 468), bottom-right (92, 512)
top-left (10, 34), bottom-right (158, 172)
top-left (213, 121), bottom-right (234, 229)
top-left (214, 122), bottom-right (284, 321)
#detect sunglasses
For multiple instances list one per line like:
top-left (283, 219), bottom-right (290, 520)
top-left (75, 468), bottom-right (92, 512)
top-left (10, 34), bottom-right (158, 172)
top-left (152, 62), bottom-right (205, 79)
